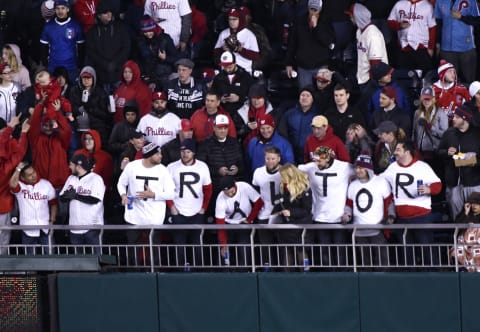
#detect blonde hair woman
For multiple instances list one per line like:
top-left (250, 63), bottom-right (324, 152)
top-left (277, 163), bottom-right (313, 269)
top-left (2, 44), bottom-right (31, 91)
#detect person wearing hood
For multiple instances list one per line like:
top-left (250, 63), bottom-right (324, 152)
top-left (137, 15), bottom-right (180, 91)
top-left (433, 60), bottom-right (470, 114)
top-left (113, 60), bottom-right (152, 123)
top-left (73, 129), bottom-right (113, 190)
top-left (245, 113), bottom-right (294, 176)
top-left (1, 44), bottom-right (31, 91)
top-left (345, 3), bottom-right (388, 88)
top-left (136, 91), bottom-right (181, 148)
top-left (85, 0), bottom-right (131, 92)
top-left (304, 115), bottom-right (350, 163)
top-left (344, 153), bottom-right (393, 269)
top-left (278, 85), bottom-right (320, 164)
top-left (214, 7), bottom-right (259, 74)
top-left (69, 66), bottom-right (111, 146)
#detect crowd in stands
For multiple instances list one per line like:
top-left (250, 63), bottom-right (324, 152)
top-left (2, 0), bottom-right (480, 270)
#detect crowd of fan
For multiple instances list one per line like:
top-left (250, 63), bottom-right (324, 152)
top-left (1, 0), bottom-right (480, 270)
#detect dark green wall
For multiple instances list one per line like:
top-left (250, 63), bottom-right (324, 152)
top-left (56, 272), bottom-right (477, 332)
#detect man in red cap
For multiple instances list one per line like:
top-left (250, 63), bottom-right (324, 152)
top-left (371, 86), bottom-right (411, 138)
top-left (245, 113), bottom-right (295, 175)
top-left (137, 91), bottom-right (181, 148)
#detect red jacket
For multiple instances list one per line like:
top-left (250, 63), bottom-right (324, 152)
top-left (28, 103), bottom-right (72, 190)
top-left (113, 60), bottom-right (152, 124)
top-left (72, 0), bottom-right (99, 33)
top-left (190, 106), bottom-right (237, 142)
top-left (73, 129), bottom-right (113, 189)
top-left (0, 126), bottom-right (28, 213)
top-left (304, 125), bottom-right (351, 163)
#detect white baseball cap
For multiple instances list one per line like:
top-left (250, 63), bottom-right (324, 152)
top-left (219, 51), bottom-right (235, 67)
top-left (214, 114), bottom-right (229, 127)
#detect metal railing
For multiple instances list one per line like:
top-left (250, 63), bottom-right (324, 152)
top-left (0, 223), bottom-right (474, 273)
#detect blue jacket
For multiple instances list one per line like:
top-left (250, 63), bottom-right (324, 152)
top-left (435, 0), bottom-right (479, 52)
top-left (246, 131), bottom-right (295, 174)
top-left (278, 105), bottom-right (320, 163)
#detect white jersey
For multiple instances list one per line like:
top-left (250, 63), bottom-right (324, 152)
top-left (356, 24), bottom-right (388, 85)
top-left (117, 159), bottom-right (175, 225)
top-left (0, 82), bottom-right (21, 123)
top-left (167, 159), bottom-right (212, 217)
top-left (388, 0), bottom-right (436, 50)
top-left (215, 181), bottom-right (261, 224)
top-left (299, 160), bottom-right (354, 223)
top-left (381, 160), bottom-right (440, 210)
top-left (214, 28), bottom-right (259, 74)
top-left (252, 166), bottom-right (282, 223)
top-left (347, 175), bottom-right (391, 237)
top-left (13, 179), bottom-right (56, 237)
top-left (60, 172), bottom-right (105, 234)
top-left (144, 0), bottom-right (191, 47)
top-left (137, 112), bottom-right (181, 147)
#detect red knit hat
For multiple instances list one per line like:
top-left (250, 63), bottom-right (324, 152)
top-left (381, 86), bottom-right (397, 101)
top-left (438, 60), bottom-right (455, 81)
top-left (257, 114), bottom-right (275, 128)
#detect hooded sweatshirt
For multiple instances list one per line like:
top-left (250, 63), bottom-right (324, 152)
top-left (353, 4), bottom-right (388, 84)
top-left (6, 44), bottom-right (31, 91)
top-left (69, 65), bottom-right (111, 144)
top-left (73, 129), bottom-right (113, 189)
top-left (304, 125), bottom-right (351, 163)
top-left (113, 60), bottom-right (152, 124)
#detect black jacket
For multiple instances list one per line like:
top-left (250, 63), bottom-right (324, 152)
top-left (438, 126), bottom-right (480, 187)
top-left (196, 135), bottom-right (245, 185)
top-left (286, 13), bottom-right (335, 69)
top-left (86, 18), bottom-right (131, 85)
top-left (371, 105), bottom-right (412, 138)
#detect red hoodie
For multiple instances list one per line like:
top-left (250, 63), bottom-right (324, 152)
top-left (73, 129), bottom-right (113, 189)
top-left (0, 126), bottom-right (28, 213)
top-left (28, 103), bottom-right (72, 190)
top-left (72, 0), bottom-right (99, 33)
top-left (113, 60), bottom-right (152, 124)
top-left (304, 125), bottom-right (351, 163)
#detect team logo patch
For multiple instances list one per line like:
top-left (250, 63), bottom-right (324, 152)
top-left (65, 28), bottom-right (75, 40)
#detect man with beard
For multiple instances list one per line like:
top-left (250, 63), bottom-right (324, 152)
top-left (59, 154), bottom-right (104, 251)
top-left (167, 138), bottom-right (212, 268)
top-left (433, 60), bottom-right (470, 114)
top-left (371, 86), bottom-right (411, 138)
top-left (137, 91), bottom-right (181, 147)
top-left (299, 146), bottom-right (354, 268)
top-left (117, 142), bottom-right (175, 257)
